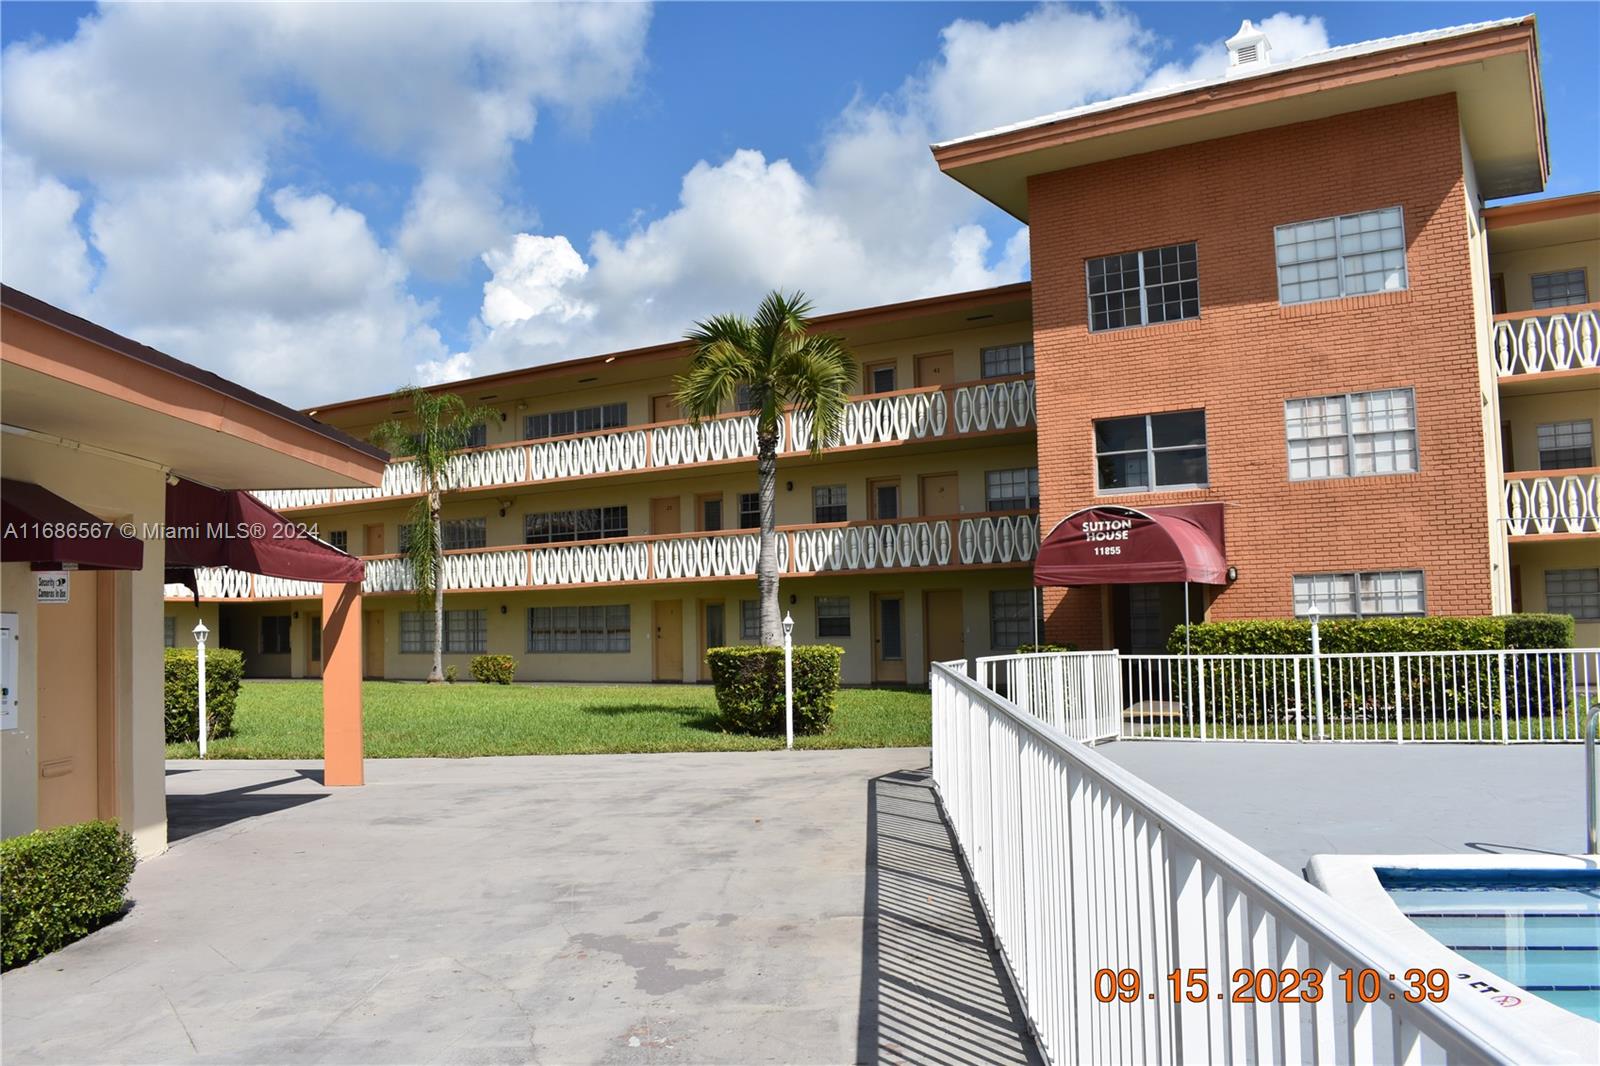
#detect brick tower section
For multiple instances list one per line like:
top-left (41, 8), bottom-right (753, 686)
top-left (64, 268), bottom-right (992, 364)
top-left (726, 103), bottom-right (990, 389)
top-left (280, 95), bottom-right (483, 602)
top-left (1027, 95), bottom-right (1493, 649)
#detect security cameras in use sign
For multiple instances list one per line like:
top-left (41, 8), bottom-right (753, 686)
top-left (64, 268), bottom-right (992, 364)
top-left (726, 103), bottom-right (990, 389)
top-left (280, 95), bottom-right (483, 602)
top-left (35, 573), bottom-right (69, 604)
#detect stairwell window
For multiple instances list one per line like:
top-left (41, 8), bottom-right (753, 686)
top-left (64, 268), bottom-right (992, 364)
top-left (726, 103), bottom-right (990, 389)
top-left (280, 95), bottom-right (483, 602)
top-left (1545, 568), bottom-right (1600, 621)
top-left (980, 343), bottom-right (1033, 378)
top-left (989, 589), bottom-right (1034, 650)
top-left (1275, 206), bottom-right (1406, 304)
top-left (1086, 242), bottom-right (1199, 331)
top-left (1285, 388), bottom-right (1416, 481)
top-left (1537, 420), bottom-right (1594, 470)
top-left (1531, 269), bottom-right (1588, 309)
top-left (1094, 411), bottom-right (1208, 493)
top-left (1293, 571), bottom-right (1424, 618)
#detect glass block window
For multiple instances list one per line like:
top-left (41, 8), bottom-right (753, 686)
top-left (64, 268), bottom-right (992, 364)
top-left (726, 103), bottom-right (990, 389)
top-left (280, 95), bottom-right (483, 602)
top-left (1293, 571), bottom-right (1425, 618)
top-left (1537, 420), bottom-right (1594, 470)
top-left (261, 616), bottom-right (291, 654)
top-left (1275, 206), bottom-right (1406, 304)
top-left (813, 485), bottom-right (847, 524)
top-left (326, 530), bottom-right (348, 552)
top-left (741, 600), bottom-right (760, 640)
top-left (1545, 568), bottom-right (1600, 621)
top-left (1530, 269), bottom-right (1589, 310)
top-left (401, 609), bottom-right (487, 653)
top-left (815, 596), bottom-right (851, 638)
top-left (989, 589), bottom-right (1033, 650)
top-left (163, 616), bottom-right (177, 648)
top-left (1285, 388), bottom-right (1416, 480)
top-left (985, 468), bottom-right (1040, 510)
top-left (525, 506), bottom-right (628, 544)
top-left (980, 343), bottom-right (1034, 378)
top-left (524, 402), bottom-right (627, 440)
top-left (1095, 411), bottom-right (1207, 492)
top-left (527, 605), bottom-right (631, 653)
top-left (1085, 242), bottom-right (1199, 331)
top-left (738, 492), bottom-right (760, 529)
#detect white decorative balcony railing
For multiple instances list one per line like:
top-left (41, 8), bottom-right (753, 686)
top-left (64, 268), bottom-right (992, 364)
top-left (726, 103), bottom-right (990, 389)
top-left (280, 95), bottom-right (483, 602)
top-left (1503, 471), bottom-right (1600, 536)
top-left (162, 512), bottom-right (1039, 600)
top-left (1492, 304), bottom-right (1600, 378)
top-left (253, 377), bottom-right (1035, 511)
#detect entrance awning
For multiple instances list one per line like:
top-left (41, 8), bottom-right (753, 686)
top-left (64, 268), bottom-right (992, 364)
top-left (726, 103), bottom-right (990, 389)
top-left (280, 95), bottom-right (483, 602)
top-left (1, 478), bottom-right (145, 570)
top-left (164, 477), bottom-right (364, 590)
top-left (1034, 503), bottom-right (1227, 586)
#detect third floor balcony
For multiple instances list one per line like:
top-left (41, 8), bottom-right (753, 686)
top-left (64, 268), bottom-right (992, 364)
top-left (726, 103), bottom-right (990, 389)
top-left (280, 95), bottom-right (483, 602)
top-left (1492, 304), bottom-right (1599, 385)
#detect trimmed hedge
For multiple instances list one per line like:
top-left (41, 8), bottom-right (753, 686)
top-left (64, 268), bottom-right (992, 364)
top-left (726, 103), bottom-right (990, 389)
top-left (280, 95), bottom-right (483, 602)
top-left (1505, 613), bottom-right (1576, 650)
top-left (1018, 642), bottom-right (1078, 654)
top-left (706, 645), bottom-right (843, 736)
top-left (163, 647), bottom-right (244, 744)
top-left (1168, 615), bottom-right (1575, 655)
top-left (469, 654), bottom-right (518, 685)
top-left (2, 821), bottom-right (136, 970)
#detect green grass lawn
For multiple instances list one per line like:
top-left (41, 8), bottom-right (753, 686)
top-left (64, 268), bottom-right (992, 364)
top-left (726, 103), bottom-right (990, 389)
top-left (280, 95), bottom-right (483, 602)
top-left (166, 681), bottom-right (932, 759)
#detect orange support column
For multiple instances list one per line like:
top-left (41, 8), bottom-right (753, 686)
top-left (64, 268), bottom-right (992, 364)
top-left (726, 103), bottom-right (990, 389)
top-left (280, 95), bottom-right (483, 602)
top-left (321, 581), bottom-right (364, 786)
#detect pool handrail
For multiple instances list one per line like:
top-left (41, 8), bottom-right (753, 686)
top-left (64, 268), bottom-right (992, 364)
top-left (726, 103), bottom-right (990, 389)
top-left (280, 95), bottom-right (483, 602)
top-left (1587, 708), bottom-right (1598, 854)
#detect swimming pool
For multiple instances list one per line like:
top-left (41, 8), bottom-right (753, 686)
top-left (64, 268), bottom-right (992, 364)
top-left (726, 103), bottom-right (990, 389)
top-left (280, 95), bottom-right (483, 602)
top-left (1378, 868), bottom-right (1600, 1023)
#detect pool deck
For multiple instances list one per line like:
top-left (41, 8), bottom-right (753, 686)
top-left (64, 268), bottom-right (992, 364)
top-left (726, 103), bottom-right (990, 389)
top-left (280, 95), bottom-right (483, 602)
top-left (1099, 740), bottom-right (1589, 874)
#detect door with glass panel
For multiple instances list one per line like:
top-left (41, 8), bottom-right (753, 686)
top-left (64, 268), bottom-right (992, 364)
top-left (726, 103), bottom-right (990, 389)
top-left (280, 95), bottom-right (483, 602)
top-left (871, 593), bottom-right (907, 684)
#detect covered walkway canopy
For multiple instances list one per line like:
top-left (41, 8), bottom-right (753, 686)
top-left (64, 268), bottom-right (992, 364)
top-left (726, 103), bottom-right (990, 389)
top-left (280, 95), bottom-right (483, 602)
top-left (164, 477), bottom-right (364, 590)
top-left (1034, 503), bottom-right (1228, 587)
top-left (1, 477), bottom-right (145, 571)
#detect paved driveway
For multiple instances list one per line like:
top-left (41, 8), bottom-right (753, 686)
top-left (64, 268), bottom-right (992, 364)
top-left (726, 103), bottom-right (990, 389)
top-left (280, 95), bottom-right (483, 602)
top-left (2, 750), bottom-right (1038, 1065)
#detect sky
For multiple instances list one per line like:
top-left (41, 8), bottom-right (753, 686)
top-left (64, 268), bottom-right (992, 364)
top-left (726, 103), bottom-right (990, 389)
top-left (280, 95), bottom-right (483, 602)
top-left (2, 2), bottom-right (1596, 407)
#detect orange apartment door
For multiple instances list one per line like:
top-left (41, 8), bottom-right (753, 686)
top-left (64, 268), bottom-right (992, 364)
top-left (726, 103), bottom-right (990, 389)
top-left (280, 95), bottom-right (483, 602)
top-left (364, 523), bottom-right (385, 555)
top-left (923, 589), bottom-right (965, 667)
top-left (651, 394), bottom-right (682, 423)
top-left (651, 496), bottom-right (681, 535)
top-left (919, 472), bottom-right (960, 516)
top-left (915, 352), bottom-right (954, 388)
top-left (363, 611), bottom-right (384, 679)
top-left (654, 600), bottom-right (683, 681)
top-left (871, 593), bottom-right (907, 684)
top-left (36, 571), bottom-right (105, 829)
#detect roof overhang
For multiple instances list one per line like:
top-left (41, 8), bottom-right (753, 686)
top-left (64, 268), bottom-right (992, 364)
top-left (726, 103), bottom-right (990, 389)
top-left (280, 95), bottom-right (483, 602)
top-left (934, 17), bottom-right (1547, 220)
top-left (1484, 190), bottom-right (1600, 254)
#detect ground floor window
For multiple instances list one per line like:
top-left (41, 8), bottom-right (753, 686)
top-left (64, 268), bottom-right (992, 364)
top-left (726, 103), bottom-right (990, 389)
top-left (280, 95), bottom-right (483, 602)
top-left (815, 596), bottom-right (850, 638)
top-left (1545, 568), bottom-right (1600, 621)
top-left (1292, 570), bottom-right (1424, 618)
top-left (528, 605), bottom-right (630, 653)
top-left (163, 616), bottom-right (177, 648)
top-left (989, 589), bottom-right (1033, 650)
top-left (401, 609), bottom-right (487, 653)
top-left (261, 615), bottom-right (291, 654)
top-left (740, 600), bottom-right (759, 639)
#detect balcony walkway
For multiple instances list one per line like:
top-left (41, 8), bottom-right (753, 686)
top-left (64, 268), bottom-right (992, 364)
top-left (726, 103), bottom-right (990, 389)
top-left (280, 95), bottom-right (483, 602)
top-left (0, 750), bottom-right (1039, 1065)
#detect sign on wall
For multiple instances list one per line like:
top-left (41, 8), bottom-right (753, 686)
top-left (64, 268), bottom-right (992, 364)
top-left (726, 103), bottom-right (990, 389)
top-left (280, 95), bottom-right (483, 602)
top-left (1, 613), bottom-right (18, 731)
top-left (35, 573), bottom-right (69, 604)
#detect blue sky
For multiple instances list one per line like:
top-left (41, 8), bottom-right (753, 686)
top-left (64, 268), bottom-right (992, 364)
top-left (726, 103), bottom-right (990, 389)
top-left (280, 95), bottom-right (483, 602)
top-left (2, 3), bottom-right (1595, 405)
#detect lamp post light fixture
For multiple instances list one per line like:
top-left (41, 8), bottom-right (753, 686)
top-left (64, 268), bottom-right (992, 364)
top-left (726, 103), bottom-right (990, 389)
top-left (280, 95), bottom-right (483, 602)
top-left (192, 620), bottom-right (210, 759)
top-left (782, 611), bottom-right (795, 751)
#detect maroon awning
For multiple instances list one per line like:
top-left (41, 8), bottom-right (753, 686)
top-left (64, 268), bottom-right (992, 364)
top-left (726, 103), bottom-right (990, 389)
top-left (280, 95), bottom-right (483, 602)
top-left (1034, 503), bottom-right (1227, 586)
top-left (1, 478), bottom-right (144, 571)
top-left (165, 478), bottom-right (364, 585)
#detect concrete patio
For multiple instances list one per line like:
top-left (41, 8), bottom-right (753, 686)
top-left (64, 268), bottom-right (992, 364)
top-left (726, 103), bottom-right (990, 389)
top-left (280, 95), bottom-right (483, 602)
top-left (1, 749), bottom-right (1039, 1065)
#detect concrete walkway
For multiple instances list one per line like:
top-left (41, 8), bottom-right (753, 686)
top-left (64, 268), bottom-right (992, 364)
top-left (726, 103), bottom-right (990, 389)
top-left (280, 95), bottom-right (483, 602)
top-left (1, 750), bottom-right (1039, 1065)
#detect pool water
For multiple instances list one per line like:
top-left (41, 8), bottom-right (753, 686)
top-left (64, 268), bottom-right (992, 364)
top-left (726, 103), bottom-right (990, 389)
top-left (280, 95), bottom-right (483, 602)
top-left (1379, 868), bottom-right (1600, 1023)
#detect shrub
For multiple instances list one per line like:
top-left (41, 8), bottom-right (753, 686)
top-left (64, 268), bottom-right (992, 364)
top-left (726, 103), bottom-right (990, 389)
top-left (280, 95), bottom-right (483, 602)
top-left (469, 654), bottom-right (517, 685)
top-left (445, 665), bottom-right (458, 683)
top-left (706, 645), bottom-right (842, 736)
top-left (163, 647), bottom-right (244, 744)
top-left (1503, 613), bottom-right (1575, 650)
top-left (1017, 642), bottom-right (1078, 653)
top-left (1169, 616), bottom-right (1507, 656)
top-left (2, 821), bottom-right (136, 970)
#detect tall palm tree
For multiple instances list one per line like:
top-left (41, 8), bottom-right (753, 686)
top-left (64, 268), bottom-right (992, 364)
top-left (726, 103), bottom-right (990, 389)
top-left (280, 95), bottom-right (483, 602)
top-left (676, 291), bottom-right (857, 646)
top-left (371, 386), bottom-right (498, 683)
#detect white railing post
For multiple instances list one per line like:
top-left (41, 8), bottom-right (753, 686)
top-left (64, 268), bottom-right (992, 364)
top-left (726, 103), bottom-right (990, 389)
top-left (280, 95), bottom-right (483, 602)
top-left (1308, 606), bottom-right (1325, 740)
top-left (1195, 657), bottom-right (1208, 742)
top-left (1293, 659), bottom-right (1304, 742)
top-left (1498, 650), bottom-right (1510, 744)
top-left (1391, 652), bottom-right (1404, 743)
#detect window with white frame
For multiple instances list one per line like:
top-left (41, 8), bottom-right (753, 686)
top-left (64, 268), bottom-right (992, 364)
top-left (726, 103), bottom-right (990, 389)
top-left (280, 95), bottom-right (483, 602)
top-left (524, 402), bottom-right (626, 440)
top-left (524, 506), bottom-right (628, 544)
top-left (812, 485), bottom-right (847, 523)
top-left (985, 468), bottom-right (1040, 510)
top-left (163, 616), bottom-right (177, 648)
top-left (740, 600), bottom-right (759, 639)
top-left (815, 596), bottom-right (851, 638)
top-left (1537, 420), bottom-right (1594, 470)
top-left (980, 343), bottom-right (1034, 378)
top-left (326, 530), bottom-right (348, 552)
top-left (527, 605), bottom-right (630, 652)
top-left (1530, 269), bottom-right (1589, 310)
top-left (738, 492), bottom-right (760, 529)
top-left (400, 609), bottom-right (487, 653)
top-left (989, 589), bottom-right (1033, 650)
top-left (1285, 388), bottom-right (1416, 481)
top-left (1293, 571), bottom-right (1425, 618)
top-left (1095, 411), bottom-right (1208, 492)
top-left (1545, 568), bottom-right (1600, 621)
top-left (1086, 242), bottom-right (1199, 331)
top-left (261, 616), bottom-right (291, 654)
top-left (1274, 206), bottom-right (1406, 304)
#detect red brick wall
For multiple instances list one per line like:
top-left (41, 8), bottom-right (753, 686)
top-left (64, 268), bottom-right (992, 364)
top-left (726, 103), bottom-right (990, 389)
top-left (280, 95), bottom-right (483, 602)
top-left (1027, 95), bottom-right (1492, 648)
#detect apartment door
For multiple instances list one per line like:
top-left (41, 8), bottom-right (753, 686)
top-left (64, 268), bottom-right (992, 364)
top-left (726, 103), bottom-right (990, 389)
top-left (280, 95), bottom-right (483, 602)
top-left (868, 478), bottom-right (901, 520)
top-left (919, 472), bottom-right (960, 516)
top-left (915, 351), bottom-right (954, 388)
top-left (699, 600), bottom-right (726, 681)
top-left (652, 394), bottom-right (682, 423)
top-left (871, 593), bottom-right (907, 684)
top-left (36, 572), bottom-right (108, 829)
top-left (923, 589), bottom-right (965, 667)
top-left (651, 496), bottom-right (681, 535)
top-left (654, 600), bottom-right (683, 682)
top-left (363, 610), bottom-right (385, 679)
top-left (364, 522), bottom-right (385, 555)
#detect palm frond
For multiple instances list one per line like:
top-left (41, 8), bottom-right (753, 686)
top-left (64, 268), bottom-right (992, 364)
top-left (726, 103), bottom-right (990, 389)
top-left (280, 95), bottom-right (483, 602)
top-left (777, 334), bottom-right (857, 456)
top-left (677, 313), bottom-right (756, 422)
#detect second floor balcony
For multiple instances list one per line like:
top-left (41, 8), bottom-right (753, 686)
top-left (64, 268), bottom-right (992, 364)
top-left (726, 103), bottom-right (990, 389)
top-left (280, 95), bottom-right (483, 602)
top-left (1492, 304), bottom-right (1599, 381)
top-left (163, 511), bottom-right (1040, 601)
top-left (1502, 469), bottom-right (1599, 537)
top-left (254, 377), bottom-right (1037, 512)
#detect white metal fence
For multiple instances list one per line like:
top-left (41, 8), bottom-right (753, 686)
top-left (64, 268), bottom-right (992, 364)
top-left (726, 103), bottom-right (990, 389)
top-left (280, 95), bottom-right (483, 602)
top-left (930, 660), bottom-right (1577, 1064)
top-left (978, 649), bottom-right (1600, 743)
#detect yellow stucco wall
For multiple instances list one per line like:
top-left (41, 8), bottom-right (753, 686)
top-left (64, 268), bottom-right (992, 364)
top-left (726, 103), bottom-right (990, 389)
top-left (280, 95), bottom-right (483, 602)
top-left (1511, 540), bottom-right (1600, 648)
top-left (1500, 391), bottom-right (1599, 474)
top-left (1492, 240), bottom-right (1598, 313)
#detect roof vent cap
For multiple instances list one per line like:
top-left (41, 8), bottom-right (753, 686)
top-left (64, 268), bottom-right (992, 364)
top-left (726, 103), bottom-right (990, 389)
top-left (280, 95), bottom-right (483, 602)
top-left (1225, 19), bottom-right (1272, 77)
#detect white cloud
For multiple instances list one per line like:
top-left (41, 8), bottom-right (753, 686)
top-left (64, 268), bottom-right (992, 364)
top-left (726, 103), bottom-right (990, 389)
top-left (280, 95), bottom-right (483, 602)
top-left (1, 154), bottom-right (94, 306)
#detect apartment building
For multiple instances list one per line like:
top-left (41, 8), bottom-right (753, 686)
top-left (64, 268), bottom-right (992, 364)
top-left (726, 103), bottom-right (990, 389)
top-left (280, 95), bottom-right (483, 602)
top-left (164, 16), bottom-right (1597, 675)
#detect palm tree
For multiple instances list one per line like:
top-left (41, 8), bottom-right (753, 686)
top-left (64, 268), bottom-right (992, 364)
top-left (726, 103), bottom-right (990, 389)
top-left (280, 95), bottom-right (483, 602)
top-left (676, 291), bottom-right (857, 646)
top-left (371, 386), bottom-right (498, 683)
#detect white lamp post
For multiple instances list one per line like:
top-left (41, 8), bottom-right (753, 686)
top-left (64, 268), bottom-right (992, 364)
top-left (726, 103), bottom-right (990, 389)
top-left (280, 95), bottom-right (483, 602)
top-left (193, 620), bottom-right (210, 759)
top-left (782, 611), bottom-right (795, 751)
top-left (1306, 604), bottom-right (1324, 740)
